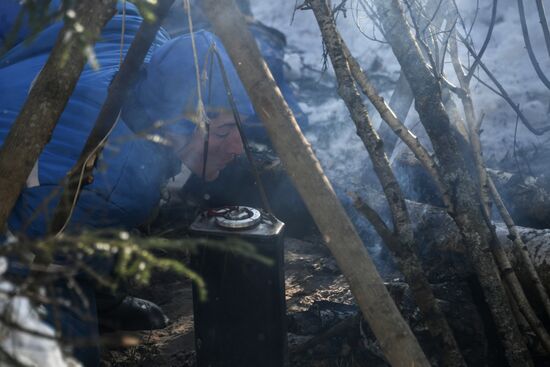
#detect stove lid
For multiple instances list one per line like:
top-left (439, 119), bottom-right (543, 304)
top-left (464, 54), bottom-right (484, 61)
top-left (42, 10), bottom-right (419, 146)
top-left (210, 206), bottom-right (262, 229)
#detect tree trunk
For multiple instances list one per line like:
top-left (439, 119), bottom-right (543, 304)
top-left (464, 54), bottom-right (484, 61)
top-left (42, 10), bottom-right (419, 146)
top-left (375, 0), bottom-right (449, 156)
top-left (308, 1), bottom-right (465, 365)
top-left (0, 0), bottom-right (117, 231)
top-left (200, 1), bottom-right (431, 366)
top-left (371, 1), bottom-right (532, 365)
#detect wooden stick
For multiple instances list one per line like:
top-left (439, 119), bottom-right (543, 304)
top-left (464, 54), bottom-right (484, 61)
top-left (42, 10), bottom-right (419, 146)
top-left (450, 28), bottom-right (550, 353)
top-left (308, 3), bottom-right (465, 365)
top-left (200, 1), bottom-right (431, 366)
top-left (488, 176), bottom-right (550, 321)
top-left (372, 0), bottom-right (532, 365)
top-left (536, 0), bottom-right (550, 61)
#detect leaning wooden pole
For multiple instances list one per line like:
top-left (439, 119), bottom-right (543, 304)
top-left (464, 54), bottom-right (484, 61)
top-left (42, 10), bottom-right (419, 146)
top-left (200, 1), bottom-right (430, 366)
top-left (0, 0), bottom-right (117, 232)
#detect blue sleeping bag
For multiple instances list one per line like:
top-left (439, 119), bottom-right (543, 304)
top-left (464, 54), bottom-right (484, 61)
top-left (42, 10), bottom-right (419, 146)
top-left (1, 1), bottom-right (180, 237)
top-left (0, 0), bottom-right (307, 238)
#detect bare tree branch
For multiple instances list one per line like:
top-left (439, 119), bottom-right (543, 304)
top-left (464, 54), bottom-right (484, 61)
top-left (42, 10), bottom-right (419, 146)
top-left (340, 37), bottom-right (453, 212)
top-left (200, 1), bottom-right (432, 366)
top-left (308, 2), bottom-right (466, 366)
top-left (487, 176), bottom-right (550, 322)
top-left (517, 0), bottom-right (550, 90)
top-left (372, 0), bottom-right (532, 364)
top-left (466, 0), bottom-right (498, 82)
top-left (536, 0), bottom-right (550, 60)
top-left (459, 34), bottom-right (550, 135)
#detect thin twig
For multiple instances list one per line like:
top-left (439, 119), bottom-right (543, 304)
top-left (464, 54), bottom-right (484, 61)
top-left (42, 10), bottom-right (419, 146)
top-left (536, 0), bottom-right (550, 60)
top-left (439, 17), bottom-right (457, 76)
top-left (459, 34), bottom-right (550, 135)
top-left (451, 0), bottom-right (468, 36)
top-left (466, 0), bottom-right (498, 82)
top-left (403, 0), bottom-right (440, 78)
top-left (420, 0), bottom-right (445, 36)
top-left (466, 0), bottom-right (480, 41)
top-left (449, 33), bottom-right (491, 214)
top-left (517, 0), bottom-right (550, 90)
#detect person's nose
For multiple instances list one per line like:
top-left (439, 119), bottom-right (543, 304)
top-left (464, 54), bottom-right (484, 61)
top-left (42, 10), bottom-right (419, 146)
top-left (226, 129), bottom-right (244, 156)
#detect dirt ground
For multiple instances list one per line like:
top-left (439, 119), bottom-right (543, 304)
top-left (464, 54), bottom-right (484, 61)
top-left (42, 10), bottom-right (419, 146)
top-left (100, 231), bottom-right (550, 367)
top-left (100, 237), bottom-right (361, 367)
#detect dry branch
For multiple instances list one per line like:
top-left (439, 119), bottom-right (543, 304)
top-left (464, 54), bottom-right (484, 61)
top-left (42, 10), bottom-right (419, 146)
top-left (372, 0), bottom-right (532, 365)
top-left (459, 34), bottom-right (550, 136)
top-left (488, 176), bottom-right (550, 319)
top-left (200, 1), bottom-right (430, 366)
top-left (536, 0), bottom-right (550, 60)
top-left (342, 38), bottom-right (452, 212)
top-left (449, 28), bottom-right (550, 351)
top-left (308, 1), bottom-right (465, 366)
top-left (517, 0), bottom-right (550, 91)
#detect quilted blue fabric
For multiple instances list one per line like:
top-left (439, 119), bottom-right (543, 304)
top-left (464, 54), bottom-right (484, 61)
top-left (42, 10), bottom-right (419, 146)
top-left (1, 2), bottom-right (177, 237)
top-left (0, 0), bottom-right (306, 238)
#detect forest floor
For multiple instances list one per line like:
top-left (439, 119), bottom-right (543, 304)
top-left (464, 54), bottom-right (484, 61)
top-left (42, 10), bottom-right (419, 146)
top-left (100, 237), bottom-right (367, 367)
top-left (99, 229), bottom-right (550, 367)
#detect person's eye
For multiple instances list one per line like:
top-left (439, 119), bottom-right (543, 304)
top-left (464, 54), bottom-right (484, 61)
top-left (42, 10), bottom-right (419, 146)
top-left (211, 125), bottom-right (235, 138)
top-left (213, 131), bottom-right (230, 138)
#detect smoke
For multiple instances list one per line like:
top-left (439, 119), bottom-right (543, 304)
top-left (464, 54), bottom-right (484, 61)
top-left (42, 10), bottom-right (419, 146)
top-left (251, 0), bottom-right (549, 174)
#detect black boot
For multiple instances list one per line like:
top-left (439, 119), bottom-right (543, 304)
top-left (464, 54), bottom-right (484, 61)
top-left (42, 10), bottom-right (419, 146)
top-left (97, 294), bottom-right (169, 332)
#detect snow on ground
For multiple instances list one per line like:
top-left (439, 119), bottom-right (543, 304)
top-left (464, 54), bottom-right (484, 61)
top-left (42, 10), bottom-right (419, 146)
top-left (251, 0), bottom-right (550, 185)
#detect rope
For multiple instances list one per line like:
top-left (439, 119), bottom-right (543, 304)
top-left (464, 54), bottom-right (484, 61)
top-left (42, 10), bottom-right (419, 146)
top-left (183, 0), bottom-right (208, 134)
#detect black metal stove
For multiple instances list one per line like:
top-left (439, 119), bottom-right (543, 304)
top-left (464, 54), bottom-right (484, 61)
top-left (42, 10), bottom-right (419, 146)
top-left (189, 206), bottom-right (286, 367)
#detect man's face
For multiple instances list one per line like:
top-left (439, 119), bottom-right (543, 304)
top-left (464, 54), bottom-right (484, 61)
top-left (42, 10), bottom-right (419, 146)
top-left (177, 111), bottom-right (244, 181)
